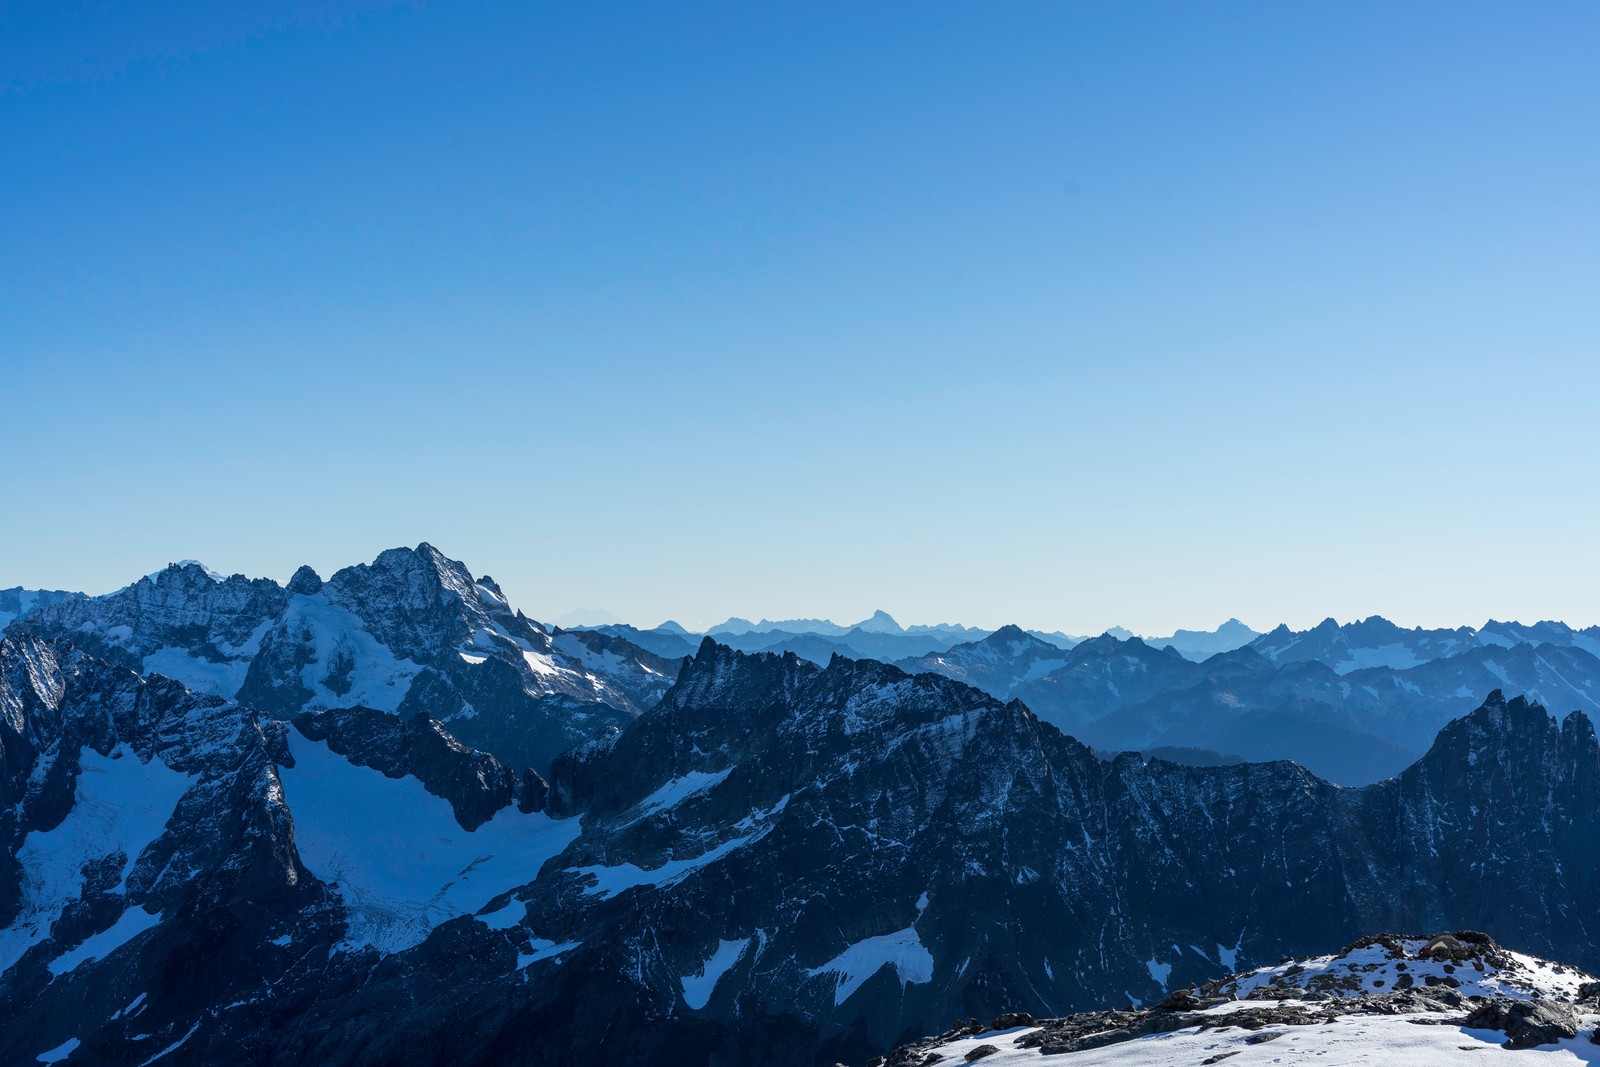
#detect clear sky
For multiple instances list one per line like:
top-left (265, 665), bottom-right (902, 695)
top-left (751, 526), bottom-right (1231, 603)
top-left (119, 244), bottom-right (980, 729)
top-left (3, 1), bottom-right (1597, 634)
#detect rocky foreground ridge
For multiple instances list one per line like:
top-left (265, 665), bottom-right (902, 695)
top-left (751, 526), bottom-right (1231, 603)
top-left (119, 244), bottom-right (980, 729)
top-left (885, 932), bottom-right (1600, 1065)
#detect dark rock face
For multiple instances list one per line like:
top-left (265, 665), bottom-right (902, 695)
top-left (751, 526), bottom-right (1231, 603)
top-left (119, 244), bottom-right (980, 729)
top-left (8, 545), bottom-right (687, 774)
top-left (0, 634), bottom-right (341, 1065)
top-left (8, 636), bottom-right (1600, 1067)
top-left (286, 565), bottom-right (324, 595)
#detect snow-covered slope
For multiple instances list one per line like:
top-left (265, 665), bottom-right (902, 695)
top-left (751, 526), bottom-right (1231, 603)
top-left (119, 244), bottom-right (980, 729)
top-left (277, 732), bottom-right (580, 953)
top-left (896, 933), bottom-right (1600, 1066)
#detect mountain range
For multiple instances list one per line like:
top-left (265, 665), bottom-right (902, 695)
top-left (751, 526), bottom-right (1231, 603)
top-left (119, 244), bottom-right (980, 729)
top-left (895, 622), bottom-right (1600, 783)
top-left (6, 625), bottom-right (1600, 1063)
top-left (6, 545), bottom-right (1600, 1065)
top-left (582, 614), bottom-right (1256, 664)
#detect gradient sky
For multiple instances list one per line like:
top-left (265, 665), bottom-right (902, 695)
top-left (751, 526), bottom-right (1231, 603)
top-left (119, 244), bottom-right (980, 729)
top-left (3, 1), bottom-right (1597, 634)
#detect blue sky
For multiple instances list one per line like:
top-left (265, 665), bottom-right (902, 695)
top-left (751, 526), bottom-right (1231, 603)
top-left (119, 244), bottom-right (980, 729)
top-left (3, 1), bottom-right (1596, 633)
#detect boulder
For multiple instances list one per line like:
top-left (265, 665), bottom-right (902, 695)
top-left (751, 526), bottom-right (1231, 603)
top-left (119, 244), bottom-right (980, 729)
top-left (1465, 999), bottom-right (1580, 1049)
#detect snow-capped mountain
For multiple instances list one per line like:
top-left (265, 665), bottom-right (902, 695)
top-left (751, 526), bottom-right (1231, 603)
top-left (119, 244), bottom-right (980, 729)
top-left (891, 932), bottom-right (1600, 1065)
top-left (6, 545), bottom-right (685, 771)
top-left (9, 631), bottom-right (1600, 1066)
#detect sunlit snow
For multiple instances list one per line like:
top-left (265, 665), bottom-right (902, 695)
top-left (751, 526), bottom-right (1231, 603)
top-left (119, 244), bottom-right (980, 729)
top-left (807, 926), bottom-right (935, 1006)
top-left (681, 937), bottom-right (751, 1009)
top-left (0, 746), bottom-right (193, 974)
top-left (47, 906), bottom-right (161, 976)
top-left (278, 734), bottom-right (582, 953)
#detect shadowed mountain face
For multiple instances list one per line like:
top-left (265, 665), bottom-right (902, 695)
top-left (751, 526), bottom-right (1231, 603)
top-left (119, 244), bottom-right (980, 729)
top-left (5, 545), bottom-right (685, 772)
top-left (897, 629), bottom-right (1600, 784)
top-left (6, 634), bottom-right (1600, 1067)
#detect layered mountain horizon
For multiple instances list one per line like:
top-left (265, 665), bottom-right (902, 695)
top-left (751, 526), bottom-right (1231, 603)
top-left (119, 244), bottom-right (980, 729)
top-left (5, 625), bottom-right (1600, 1065)
top-left (15, 545), bottom-right (1596, 676)
top-left (7, 543), bottom-right (1600, 1064)
top-left (10, 543), bottom-right (1598, 786)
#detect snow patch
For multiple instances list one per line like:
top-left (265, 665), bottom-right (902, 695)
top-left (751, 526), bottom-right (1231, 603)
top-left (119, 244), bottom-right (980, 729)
top-left (48, 906), bottom-right (161, 976)
top-left (681, 937), bottom-right (751, 1009)
top-left (566, 829), bottom-right (762, 900)
top-left (807, 926), bottom-right (935, 1006)
top-left (476, 899), bottom-right (526, 931)
top-left (1333, 644), bottom-right (1421, 674)
top-left (1, 746), bottom-right (193, 974)
top-left (141, 646), bottom-right (251, 698)
top-left (36, 1038), bottom-right (79, 1063)
top-left (277, 733), bottom-right (582, 953)
top-left (517, 938), bottom-right (580, 969)
top-left (138, 1021), bottom-right (200, 1065)
top-left (112, 992), bottom-right (148, 1020)
top-left (631, 768), bottom-right (734, 822)
top-left (282, 593), bottom-right (420, 712)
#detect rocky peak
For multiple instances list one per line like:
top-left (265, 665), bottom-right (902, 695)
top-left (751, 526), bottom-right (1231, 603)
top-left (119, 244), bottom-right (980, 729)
top-left (7, 565), bottom-right (288, 678)
top-left (668, 637), bottom-right (814, 707)
top-left (1406, 690), bottom-right (1598, 787)
top-left (855, 609), bottom-right (905, 635)
top-left (286, 564), bottom-right (324, 595)
top-left (316, 544), bottom-right (546, 667)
